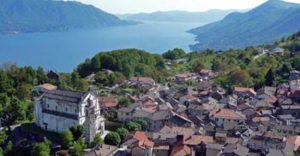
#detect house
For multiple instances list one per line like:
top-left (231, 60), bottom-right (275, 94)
top-left (117, 103), bottom-right (139, 122)
top-left (234, 87), bottom-right (256, 98)
top-left (220, 95), bottom-right (238, 110)
top-left (272, 47), bottom-right (284, 55)
top-left (209, 108), bottom-right (246, 126)
top-left (175, 72), bottom-right (198, 82)
top-left (289, 70), bottom-right (300, 80)
top-left (170, 144), bottom-right (195, 156)
top-left (167, 113), bottom-right (194, 128)
top-left (84, 144), bottom-right (118, 156)
top-left (125, 131), bottom-right (169, 156)
top-left (199, 69), bottom-right (214, 79)
top-left (46, 70), bottom-right (60, 81)
top-left (220, 144), bottom-right (249, 156)
top-left (34, 89), bottom-right (105, 143)
top-left (248, 131), bottom-right (285, 151)
top-left (285, 135), bottom-right (300, 151)
top-left (129, 77), bottom-right (156, 86)
top-left (206, 143), bottom-right (223, 156)
top-left (31, 83), bottom-right (57, 93)
top-left (256, 86), bottom-right (276, 100)
top-left (98, 96), bottom-right (118, 110)
top-left (140, 96), bottom-right (158, 108)
top-left (266, 141), bottom-right (295, 156)
top-left (197, 80), bottom-right (215, 91)
top-left (179, 94), bottom-right (199, 104)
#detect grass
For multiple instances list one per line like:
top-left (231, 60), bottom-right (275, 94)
top-left (22, 121), bottom-right (61, 139)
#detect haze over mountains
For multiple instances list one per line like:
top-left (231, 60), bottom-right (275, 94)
top-left (118, 9), bottom-right (248, 23)
top-left (0, 0), bottom-right (137, 34)
top-left (188, 0), bottom-right (300, 51)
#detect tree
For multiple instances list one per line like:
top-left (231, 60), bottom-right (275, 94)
top-left (76, 79), bottom-right (89, 91)
top-left (31, 140), bottom-right (51, 156)
top-left (265, 68), bottom-right (275, 87)
top-left (69, 125), bottom-right (85, 141)
top-left (0, 97), bottom-right (24, 133)
top-left (118, 98), bottom-right (132, 107)
top-left (0, 130), bottom-right (7, 144)
top-left (116, 128), bottom-right (129, 141)
top-left (229, 69), bottom-right (251, 86)
top-left (125, 121), bottom-right (142, 131)
top-left (90, 134), bottom-right (104, 148)
top-left (104, 132), bottom-right (121, 146)
top-left (136, 119), bottom-right (148, 131)
top-left (4, 141), bottom-right (13, 155)
top-left (193, 59), bottom-right (205, 73)
top-left (61, 130), bottom-right (74, 148)
top-left (15, 84), bottom-right (31, 100)
top-left (69, 137), bottom-right (86, 156)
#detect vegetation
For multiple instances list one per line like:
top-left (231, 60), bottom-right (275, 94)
top-left (31, 140), bottom-right (52, 156)
top-left (69, 137), bottom-right (87, 156)
top-left (61, 130), bottom-right (74, 148)
top-left (76, 49), bottom-right (168, 82)
top-left (136, 119), bottom-right (148, 131)
top-left (0, 0), bottom-right (138, 34)
top-left (116, 128), bottom-right (129, 141)
top-left (90, 134), bottom-right (104, 148)
top-left (118, 98), bottom-right (132, 107)
top-left (125, 121), bottom-right (142, 131)
top-left (69, 125), bottom-right (85, 141)
top-left (162, 48), bottom-right (186, 60)
top-left (104, 132), bottom-right (121, 146)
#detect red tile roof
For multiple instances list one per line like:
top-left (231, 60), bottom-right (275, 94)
top-left (98, 97), bottom-right (118, 108)
top-left (183, 135), bottom-right (213, 145)
top-left (126, 131), bottom-right (154, 148)
top-left (170, 145), bottom-right (195, 156)
top-left (39, 83), bottom-right (57, 90)
top-left (286, 135), bottom-right (300, 151)
top-left (234, 87), bottom-right (256, 95)
top-left (184, 94), bottom-right (198, 100)
top-left (210, 108), bottom-right (246, 120)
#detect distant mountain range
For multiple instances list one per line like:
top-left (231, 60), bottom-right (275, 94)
top-left (0, 0), bottom-right (138, 34)
top-left (118, 9), bottom-right (248, 23)
top-left (188, 0), bottom-right (300, 51)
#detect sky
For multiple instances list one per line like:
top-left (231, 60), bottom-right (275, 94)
top-left (73, 0), bottom-right (300, 14)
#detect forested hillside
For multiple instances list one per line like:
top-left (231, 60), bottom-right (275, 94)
top-left (0, 0), bottom-right (137, 34)
top-left (189, 0), bottom-right (300, 51)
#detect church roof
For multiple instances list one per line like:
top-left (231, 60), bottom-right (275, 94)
top-left (41, 89), bottom-right (88, 103)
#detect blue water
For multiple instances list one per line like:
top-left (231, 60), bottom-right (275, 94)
top-left (0, 21), bottom-right (204, 72)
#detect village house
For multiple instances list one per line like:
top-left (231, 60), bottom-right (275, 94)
top-left (129, 76), bottom-right (156, 86)
top-left (34, 89), bottom-right (105, 143)
top-left (98, 96), bottom-right (118, 111)
top-left (197, 80), bottom-right (215, 91)
top-left (31, 83), bottom-right (57, 93)
top-left (234, 87), bottom-right (256, 98)
top-left (209, 108), bottom-right (246, 126)
top-left (175, 72), bottom-right (198, 82)
top-left (290, 70), bottom-right (300, 80)
top-left (271, 47), bottom-right (284, 56)
top-left (46, 70), bottom-right (61, 81)
top-left (199, 69), bottom-right (215, 80)
top-left (248, 131), bottom-right (285, 151)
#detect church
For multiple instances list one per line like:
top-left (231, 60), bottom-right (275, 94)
top-left (34, 89), bottom-right (105, 143)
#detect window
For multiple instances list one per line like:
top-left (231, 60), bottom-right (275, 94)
top-left (55, 106), bottom-right (58, 110)
top-left (47, 104), bottom-right (49, 108)
top-left (126, 113), bottom-right (129, 115)
top-left (75, 109), bottom-right (77, 113)
top-left (65, 108), bottom-right (68, 112)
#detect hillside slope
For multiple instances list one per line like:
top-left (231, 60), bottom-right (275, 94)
top-left (188, 0), bottom-right (300, 51)
top-left (0, 0), bottom-right (137, 34)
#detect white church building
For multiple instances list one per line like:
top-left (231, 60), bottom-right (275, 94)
top-left (34, 89), bottom-right (105, 143)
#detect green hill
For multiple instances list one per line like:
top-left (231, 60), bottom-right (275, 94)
top-left (188, 0), bottom-right (300, 51)
top-left (0, 0), bottom-right (138, 34)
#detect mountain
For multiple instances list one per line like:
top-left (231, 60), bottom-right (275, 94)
top-left (188, 0), bottom-right (300, 51)
top-left (118, 9), bottom-right (248, 23)
top-left (0, 0), bottom-right (138, 34)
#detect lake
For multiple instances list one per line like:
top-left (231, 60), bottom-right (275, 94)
top-left (0, 21), bottom-right (204, 72)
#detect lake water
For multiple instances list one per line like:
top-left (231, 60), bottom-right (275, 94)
top-left (0, 21), bottom-right (204, 72)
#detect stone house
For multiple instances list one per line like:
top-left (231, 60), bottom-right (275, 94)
top-left (209, 108), bottom-right (246, 126)
top-left (199, 69), bottom-right (215, 80)
top-left (175, 72), bottom-right (198, 82)
top-left (248, 131), bottom-right (285, 151)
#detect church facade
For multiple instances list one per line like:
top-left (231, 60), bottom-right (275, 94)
top-left (34, 89), bottom-right (105, 143)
